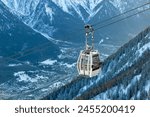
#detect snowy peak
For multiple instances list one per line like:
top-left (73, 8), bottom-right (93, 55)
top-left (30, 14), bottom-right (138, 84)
top-left (1, 0), bottom-right (103, 19)
top-left (0, 1), bottom-right (16, 30)
top-left (1, 0), bottom-right (40, 15)
top-left (1, 0), bottom-right (150, 44)
top-left (51, 0), bottom-right (102, 13)
top-left (1, 0), bottom-right (124, 22)
top-left (50, 0), bottom-right (103, 22)
top-left (0, 0), bottom-right (60, 59)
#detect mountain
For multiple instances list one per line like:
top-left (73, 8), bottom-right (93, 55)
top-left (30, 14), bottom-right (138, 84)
top-left (0, 1), bottom-right (73, 99)
top-left (0, 0), bottom-right (150, 100)
top-left (43, 26), bottom-right (150, 100)
top-left (1, 0), bottom-right (150, 58)
top-left (0, 1), bottom-right (60, 60)
top-left (1, 0), bottom-right (85, 42)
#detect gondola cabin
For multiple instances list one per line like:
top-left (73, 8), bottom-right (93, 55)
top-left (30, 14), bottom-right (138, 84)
top-left (77, 25), bottom-right (101, 77)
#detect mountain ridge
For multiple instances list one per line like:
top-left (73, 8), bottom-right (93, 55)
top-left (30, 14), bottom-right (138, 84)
top-left (0, 0), bottom-right (60, 59)
top-left (2, 0), bottom-right (150, 55)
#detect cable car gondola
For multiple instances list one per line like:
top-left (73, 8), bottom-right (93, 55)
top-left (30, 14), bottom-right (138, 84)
top-left (77, 25), bottom-right (101, 77)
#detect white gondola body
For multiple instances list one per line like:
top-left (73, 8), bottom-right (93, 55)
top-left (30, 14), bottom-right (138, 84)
top-left (77, 49), bottom-right (101, 77)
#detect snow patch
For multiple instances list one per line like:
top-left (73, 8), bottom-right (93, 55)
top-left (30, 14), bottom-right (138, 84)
top-left (8, 63), bottom-right (22, 67)
top-left (106, 37), bottom-right (110, 40)
top-left (110, 0), bottom-right (127, 13)
top-left (93, 86), bottom-right (118, 100)
top-left (14, 0), bottom-right (18, 9)
top-left (58, 54), bottom-right (63, 59)
top-left (122, 74), bottom-right (141, 94)
top-left (93, 92), bottom-right (110, 100)
top-left (24, 61), bottom-right (30, 65)
top-left (134, 74), bottom-right (141, 81)
top-left (115, 61), bottom-right (130, 75)
top-left (14, 71), bottom-right (31, 82)
top-left (137, 42), bottom-right (150, 56)
top-left (136, 91), bottom-right (140, 99)
top-left (45, 4), bottom-right (54, 22)
top-left (40, 59), bottom-right (57, 66)
top-left (60, 62), bottom-right (76, 68)
top-left (99, 39), bottom-right (104, 44)
top-left (145, 80), bottom-right (150, 92)
top-left (14, 71), bottom-right (48, 83)
top-left (53, 82), bottom-right (62, 88)
top-left (41, 32), bottom-right (72, 45)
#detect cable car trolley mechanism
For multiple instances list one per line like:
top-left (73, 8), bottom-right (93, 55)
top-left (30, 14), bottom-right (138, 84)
top-left (77, 24), bottom-right (101, 77)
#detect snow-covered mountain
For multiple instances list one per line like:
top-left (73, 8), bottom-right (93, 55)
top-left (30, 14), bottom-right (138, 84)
top-left (0, 0), bottom-right (150, 100)
top-left (0, 0), bottom-right (60, 60)
top-left (2, 0), bottom-right (148, 21)
top-left (50, 0), bottom-right (103, 21)
top-left (0, 1), bottom-right (77, 99)
top-left (1, 0), bottom-right (106, 22)
top-left (43, 26), bottom-right (150, 100)
top-left (1, 0), bottom-right (150, 58)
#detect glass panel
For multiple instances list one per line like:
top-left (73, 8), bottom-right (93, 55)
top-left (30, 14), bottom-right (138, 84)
top-left (81, 56), bottom-right (88, 71)
top-left (92, 54), bottom-right (100, 71)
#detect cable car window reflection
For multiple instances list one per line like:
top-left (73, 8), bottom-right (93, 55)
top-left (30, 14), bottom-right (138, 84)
top-left (81, 56), bottom-right (88, 70)
top-left (92, 54), bottom-right (100, 71)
